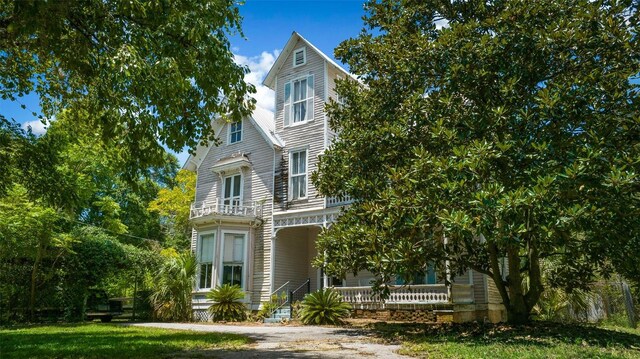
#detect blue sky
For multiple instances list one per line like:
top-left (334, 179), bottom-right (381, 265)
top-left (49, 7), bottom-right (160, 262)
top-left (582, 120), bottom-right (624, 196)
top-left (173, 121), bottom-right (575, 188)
top-left (1, 0), bottom-right (367, 165)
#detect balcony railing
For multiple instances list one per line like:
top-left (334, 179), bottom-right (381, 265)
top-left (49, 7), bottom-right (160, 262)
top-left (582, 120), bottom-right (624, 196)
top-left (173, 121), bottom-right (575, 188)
top-left (326, 194), bottom-right (354, 208)
top-left (190, 199), bottom-right (263, 220)
top-left (333, 284), bottom-right (474, 308)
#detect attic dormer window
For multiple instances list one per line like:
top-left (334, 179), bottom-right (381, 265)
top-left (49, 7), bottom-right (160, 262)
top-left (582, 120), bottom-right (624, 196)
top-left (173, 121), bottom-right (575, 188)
top-left (293, 47), bottom-right (306, 67)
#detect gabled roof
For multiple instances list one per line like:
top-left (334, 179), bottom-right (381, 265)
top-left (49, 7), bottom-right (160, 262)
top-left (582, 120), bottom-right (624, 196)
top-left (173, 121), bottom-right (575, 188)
top-left (263, 32), bottom-right (356, 89)
top-left (182, 106), bottom-right (283, 171)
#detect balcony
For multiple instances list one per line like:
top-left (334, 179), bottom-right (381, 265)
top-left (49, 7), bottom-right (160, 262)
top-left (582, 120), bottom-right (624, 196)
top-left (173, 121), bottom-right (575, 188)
top-left (326, 194), bottom-right (354, 208)
top-left (190, 199), bottom-right (263, 224)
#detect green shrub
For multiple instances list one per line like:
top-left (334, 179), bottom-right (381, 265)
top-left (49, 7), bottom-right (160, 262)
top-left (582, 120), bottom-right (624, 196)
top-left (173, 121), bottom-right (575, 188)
top-left (207, 284), bottom-right (247, 322)
top-left (298, 289), bottom-right (351, 325)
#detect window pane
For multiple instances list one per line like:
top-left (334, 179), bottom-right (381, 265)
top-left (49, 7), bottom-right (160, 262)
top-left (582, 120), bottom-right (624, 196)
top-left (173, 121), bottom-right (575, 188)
top-left (299, 176), bottom-right (306, 197)
top-left (294, 81), bottom-right (301, 101)
top-left (292, 177), bottom-right (300, 199)
top-left (292, 152), bottom-right (299, 174)
top-left (298, 102), bottom-right (306, 122)
top-left (200, 263), bottom-right (212, 288)
top-left (298, 152), bottom-right (306, 173)
top-left (224, 177), bottom-right (231, 198)
top-left (200, 234), bottom-right (214, 262)
top-left (233, 175), bottom-right (241, 197)
top-left (233, 236), bottom-right (244, 262)
top-left (300, 79), bottom-right (307, 99)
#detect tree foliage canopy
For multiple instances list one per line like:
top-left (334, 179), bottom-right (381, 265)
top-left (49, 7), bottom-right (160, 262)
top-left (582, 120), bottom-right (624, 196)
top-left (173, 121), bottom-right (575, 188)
top-left (313, 0), bottom-right (640, 324)
top-left (1, 0), bottom-right (254, 172)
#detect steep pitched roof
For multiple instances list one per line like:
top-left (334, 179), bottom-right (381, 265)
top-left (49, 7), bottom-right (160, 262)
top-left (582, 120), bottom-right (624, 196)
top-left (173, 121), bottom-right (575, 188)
top-left (182, 107), bottom-right (282, 171)
top-left (263, 32), bottom-right (355, 89)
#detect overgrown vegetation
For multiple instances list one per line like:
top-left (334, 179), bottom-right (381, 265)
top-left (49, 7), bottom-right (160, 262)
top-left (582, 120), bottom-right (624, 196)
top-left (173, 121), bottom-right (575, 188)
top-left (0, 112), bottom-right (195, 324)
top-left (298, 289), bottom-right (351, 325)
top-left (0, 324), bottom-right (249, 359)
top-left (368, 322), bottom-right (640, 359)
top-left (207, 284), bottom-right (248, 322)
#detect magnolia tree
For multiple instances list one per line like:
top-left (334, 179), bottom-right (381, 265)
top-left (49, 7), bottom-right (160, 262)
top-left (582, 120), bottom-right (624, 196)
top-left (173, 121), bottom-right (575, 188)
top-left (313, 0), bottom-right (640, 324)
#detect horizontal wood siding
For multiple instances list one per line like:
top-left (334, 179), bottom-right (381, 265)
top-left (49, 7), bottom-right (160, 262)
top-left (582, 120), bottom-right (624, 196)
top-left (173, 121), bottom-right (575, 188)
top-left (473, 270), bottom-right (487, 304)
top-left (193, 117), bottom-right (275, 307)
top-left (273, 227), bottom-right (313, 294)
top-left (274, 38), bottom-right (326, 213)
top-left (326, 65), bottom-right (341, 145)
top-left (344, 271), bottom-right (377, 287)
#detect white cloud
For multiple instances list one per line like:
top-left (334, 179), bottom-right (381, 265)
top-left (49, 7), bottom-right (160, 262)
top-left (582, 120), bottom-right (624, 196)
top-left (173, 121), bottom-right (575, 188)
top-left (234, 50), bottom-right (280, 112)
top-left (21, 118), bottom-right (52, 135)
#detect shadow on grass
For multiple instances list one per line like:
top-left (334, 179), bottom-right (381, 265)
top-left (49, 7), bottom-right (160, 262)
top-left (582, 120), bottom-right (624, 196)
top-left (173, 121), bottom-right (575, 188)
top-left (366, 321), bottom-right (640, 350)
top-left (0, 323), bottom-right (250, 359)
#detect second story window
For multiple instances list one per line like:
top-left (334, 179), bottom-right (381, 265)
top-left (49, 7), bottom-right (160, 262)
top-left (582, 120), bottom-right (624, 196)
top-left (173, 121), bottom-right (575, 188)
top-left (229, 120), bottom-right (242, 144)
top-left (223, 174), bottom-right (242, 211)
top-left (284, 75), bottom-right (314, 126)
top-left (290, 149), bottom-right (307, 200)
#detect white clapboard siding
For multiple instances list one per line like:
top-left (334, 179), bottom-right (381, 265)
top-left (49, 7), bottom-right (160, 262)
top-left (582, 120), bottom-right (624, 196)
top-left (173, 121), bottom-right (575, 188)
top-left (274, 38), bottom-right (326, 212)
top-left (193, 117), bottom-right (276, 308)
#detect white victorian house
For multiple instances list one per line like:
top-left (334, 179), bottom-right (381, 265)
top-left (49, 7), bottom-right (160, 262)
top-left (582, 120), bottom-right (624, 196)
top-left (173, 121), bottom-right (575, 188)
top-left (184, 32), bottom-right (506, 323)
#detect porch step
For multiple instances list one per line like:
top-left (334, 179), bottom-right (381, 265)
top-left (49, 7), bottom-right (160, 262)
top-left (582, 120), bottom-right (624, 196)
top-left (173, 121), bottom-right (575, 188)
top-left (263, 306), bottom-right (291, 323)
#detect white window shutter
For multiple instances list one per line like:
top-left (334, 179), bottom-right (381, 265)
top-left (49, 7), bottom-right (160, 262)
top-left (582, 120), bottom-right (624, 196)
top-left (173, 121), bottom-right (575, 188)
top-left (284, 82), bottom-right (291, 126)
top-left (306, 75), bottom-right (314, 121)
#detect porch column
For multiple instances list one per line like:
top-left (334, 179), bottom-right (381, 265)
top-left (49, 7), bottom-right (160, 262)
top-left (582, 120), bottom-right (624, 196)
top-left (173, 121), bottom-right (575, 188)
top-left (444, 234), bottom-right (452, 302)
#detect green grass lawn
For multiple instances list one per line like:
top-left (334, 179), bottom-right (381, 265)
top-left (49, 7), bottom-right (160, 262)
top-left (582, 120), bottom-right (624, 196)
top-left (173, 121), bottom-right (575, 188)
top-left (369, 322), bottom-right (640, 359)
top-left (0, 323), bottom-right (250, 359)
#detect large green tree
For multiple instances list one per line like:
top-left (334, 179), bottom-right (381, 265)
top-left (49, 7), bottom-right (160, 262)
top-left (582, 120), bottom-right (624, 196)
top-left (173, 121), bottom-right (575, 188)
top-left (1, 0), bottom-right (254, 174)
top-left (314, 0), bottom-right (640, 324)
top-left (148, 169), bottom-right (196, 250)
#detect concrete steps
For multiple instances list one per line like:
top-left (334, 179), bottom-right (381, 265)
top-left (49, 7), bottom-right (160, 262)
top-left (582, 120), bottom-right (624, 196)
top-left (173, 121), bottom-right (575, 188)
top-left (263, 306), bottom-right (291, 323)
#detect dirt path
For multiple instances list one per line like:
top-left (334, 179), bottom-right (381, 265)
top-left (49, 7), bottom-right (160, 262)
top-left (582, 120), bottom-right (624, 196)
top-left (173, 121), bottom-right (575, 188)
top-left (129, 322), bottom-right (410, 358)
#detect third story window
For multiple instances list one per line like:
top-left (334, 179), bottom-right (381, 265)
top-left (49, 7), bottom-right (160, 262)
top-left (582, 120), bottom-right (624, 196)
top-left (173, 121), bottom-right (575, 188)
top-left (229, 121), bottom-right (242, 143)
top-left (290, 150), bottom-right (307, 199)
top-left (284, 75), bottom-right (314, 126)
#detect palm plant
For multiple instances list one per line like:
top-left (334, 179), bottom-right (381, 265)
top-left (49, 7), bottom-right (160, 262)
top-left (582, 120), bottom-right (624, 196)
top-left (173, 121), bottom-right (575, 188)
top-left (207, 284), bottom-right (247, 322)
top-left (298, 288), bottom-right (351, 325)
top-left (149, 251), bottom-right (197, 321)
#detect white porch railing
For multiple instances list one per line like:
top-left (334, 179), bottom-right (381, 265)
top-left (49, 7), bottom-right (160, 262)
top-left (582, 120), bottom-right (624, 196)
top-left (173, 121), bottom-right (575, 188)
top-left (190, 198), bottom-right (263, 220)
top-left (333, 284), bottom-right (474, 306)
top-left (326, 194), bottom-right (354, 207)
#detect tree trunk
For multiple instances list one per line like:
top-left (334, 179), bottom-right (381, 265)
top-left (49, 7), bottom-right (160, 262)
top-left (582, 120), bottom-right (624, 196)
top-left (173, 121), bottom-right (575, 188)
top-left (488, 240), bottom-right (543, 325)
top-left (29, 242), bottom-right (44, 321)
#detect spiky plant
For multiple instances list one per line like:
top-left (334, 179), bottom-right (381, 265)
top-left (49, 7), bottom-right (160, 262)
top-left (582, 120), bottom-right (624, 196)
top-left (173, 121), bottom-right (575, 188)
top-left (298, 289), bottom-right (351, 325)
top-left (149, 251), bottom-right (197, 321)
top-left (207, 284), bottom-right (247, 322)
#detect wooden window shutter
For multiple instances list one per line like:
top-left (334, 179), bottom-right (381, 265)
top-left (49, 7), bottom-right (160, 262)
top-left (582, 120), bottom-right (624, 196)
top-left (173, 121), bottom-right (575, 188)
top-left (306, 75), bottom-right (314, 121)
top-left (284, 82), bottom-right (291, 126)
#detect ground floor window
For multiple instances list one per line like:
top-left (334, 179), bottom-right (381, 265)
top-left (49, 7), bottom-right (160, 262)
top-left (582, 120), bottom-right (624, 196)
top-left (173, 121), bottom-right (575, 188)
top-left (395, 264), bottom-right (437, 285)
top-left (222, 232), bottom-right (246, 288)
top-left (199, 233), bottom-right (215, 289)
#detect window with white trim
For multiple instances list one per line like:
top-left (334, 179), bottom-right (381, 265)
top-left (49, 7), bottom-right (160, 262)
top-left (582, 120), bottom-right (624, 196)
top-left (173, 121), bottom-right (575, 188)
top-left (293, 48), bottom-right (306, 67)
top-left (198, 233), bottom-right (215, 289)
top-left (222, 174), bottom-right (242, 212)
top-left (290, 149), bottom-right (307, 200)
top-left (395, 264), bottom-right (437, 285)
top-left (229, 120), bottom-right (242, 144)
top-left (283, 75), bottom-right (314, 126)
top-left (222, 233), bottom-right (246, 288)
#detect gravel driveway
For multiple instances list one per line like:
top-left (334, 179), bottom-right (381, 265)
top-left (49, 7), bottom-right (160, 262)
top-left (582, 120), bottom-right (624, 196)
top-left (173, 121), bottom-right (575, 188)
top-left (129, 322), bottom-right (410, 358)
